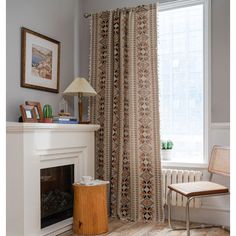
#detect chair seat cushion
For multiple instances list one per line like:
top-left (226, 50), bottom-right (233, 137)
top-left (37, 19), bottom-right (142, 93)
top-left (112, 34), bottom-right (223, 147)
top-left (168, 181), bottom-right (229, 197)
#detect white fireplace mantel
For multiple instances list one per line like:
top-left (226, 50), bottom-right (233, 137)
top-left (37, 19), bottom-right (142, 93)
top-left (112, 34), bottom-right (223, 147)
top-left (6, 122), bottom-right (100, 132)
top-left (6, 122), bottom-right (100, 236)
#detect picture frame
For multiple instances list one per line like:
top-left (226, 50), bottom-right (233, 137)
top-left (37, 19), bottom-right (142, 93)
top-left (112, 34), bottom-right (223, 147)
top-left (20, 105), bottom-right (38, 123)
top-left (25, 101), bottom-right (44, 122)
top-left (21, 27), bottom-right (60, 93)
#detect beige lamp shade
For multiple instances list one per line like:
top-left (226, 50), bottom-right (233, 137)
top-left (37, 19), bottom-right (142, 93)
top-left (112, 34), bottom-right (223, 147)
top-left (63, 77), bottom-right (97, 96)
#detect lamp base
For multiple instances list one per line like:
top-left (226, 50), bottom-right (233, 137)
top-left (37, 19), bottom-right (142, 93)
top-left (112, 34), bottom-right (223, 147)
top-left (78, 93), bottom-right (83, 123)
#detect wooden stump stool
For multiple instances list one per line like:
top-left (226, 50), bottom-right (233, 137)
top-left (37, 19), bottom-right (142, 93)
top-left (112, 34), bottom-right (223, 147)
top-left (73, 183), bottom-right (108, 235)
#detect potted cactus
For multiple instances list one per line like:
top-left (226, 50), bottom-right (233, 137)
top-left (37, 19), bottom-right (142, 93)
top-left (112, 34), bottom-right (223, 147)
top-left (161, 140), bottom-right (173, 161)
top-left (43, 104), bottom-right (53, 123)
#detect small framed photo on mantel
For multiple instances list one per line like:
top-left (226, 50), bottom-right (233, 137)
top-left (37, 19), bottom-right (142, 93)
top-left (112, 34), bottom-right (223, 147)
top-left (25, 101), bottom-right (44, 122)
top-left (20, 105), bottom-right (38, 123)
top-left (21, 27), bottom-right (60, 93)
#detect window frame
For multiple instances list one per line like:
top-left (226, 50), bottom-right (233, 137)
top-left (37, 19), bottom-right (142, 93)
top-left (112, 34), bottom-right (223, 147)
top-left (158, 0), bottom-right (211, 168)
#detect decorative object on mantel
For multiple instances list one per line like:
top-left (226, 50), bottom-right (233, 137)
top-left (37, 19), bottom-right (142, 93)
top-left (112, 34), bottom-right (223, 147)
top-left (43, 104), bottom-right (53, 123)
top-left (25, 101), bottom-right (44, 122)
top-left (58, 112), bottom-right (71, 116)
top-left (63, 77), bottom-right (97, 124)
top-left (161, 140), bottom-right (174, 161)
top-left (19, 104), bottom-right (38, 122)
top-left (21, 27), bottom-right (60, 93)
top-left (53, 115), bottom-right (78, 124)
top-left (59, 97), bottom-right (68, 114)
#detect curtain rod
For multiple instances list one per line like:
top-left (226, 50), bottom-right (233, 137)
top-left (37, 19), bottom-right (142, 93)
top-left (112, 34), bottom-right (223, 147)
top-left (83, 0), bottom-right (203, 18)
top-left (83, 4), bottom-right (154, 18)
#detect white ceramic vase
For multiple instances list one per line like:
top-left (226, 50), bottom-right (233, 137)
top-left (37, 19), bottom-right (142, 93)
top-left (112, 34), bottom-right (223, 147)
top-left (161, 149), bottom-right (172, 161)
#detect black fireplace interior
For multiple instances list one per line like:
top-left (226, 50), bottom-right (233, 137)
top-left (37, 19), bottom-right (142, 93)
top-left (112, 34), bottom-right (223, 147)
top-left (40, 164), bottom-right (74, 228)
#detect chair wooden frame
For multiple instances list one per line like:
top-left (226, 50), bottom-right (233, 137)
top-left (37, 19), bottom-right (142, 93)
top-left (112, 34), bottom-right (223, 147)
top-left (167, 146), bottom-right (230, 236)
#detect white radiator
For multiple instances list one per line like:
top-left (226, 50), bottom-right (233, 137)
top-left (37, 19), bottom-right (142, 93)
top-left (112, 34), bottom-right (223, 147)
top-left (162, 169), bottom-right (203, 208)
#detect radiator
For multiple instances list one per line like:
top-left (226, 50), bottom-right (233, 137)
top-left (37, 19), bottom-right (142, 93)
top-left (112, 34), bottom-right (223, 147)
top-left (162, 169), bottom-right (203, 208)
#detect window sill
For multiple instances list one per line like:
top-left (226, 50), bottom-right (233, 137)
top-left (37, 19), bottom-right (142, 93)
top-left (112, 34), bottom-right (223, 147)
top-left (161, 160), bottom-right (208, 169)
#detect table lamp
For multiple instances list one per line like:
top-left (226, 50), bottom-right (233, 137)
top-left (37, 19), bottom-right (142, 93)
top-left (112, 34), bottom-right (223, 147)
top-left (63, 77), bottom-right (97, 123)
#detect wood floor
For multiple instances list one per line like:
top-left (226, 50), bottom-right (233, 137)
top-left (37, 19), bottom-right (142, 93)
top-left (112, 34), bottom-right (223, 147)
top-left (60, 219), bottom-right (229, 236)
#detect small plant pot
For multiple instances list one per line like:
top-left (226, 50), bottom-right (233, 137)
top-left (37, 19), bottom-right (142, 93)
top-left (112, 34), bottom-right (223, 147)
top-left (161, 149), bottom-right (172, 161)
top-left (44, 118), bottom-right (53, 123)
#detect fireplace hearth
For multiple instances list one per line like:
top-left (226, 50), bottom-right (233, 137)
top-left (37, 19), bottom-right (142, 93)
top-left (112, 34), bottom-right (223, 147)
top-left (40, 165), bottom-right (74, 228)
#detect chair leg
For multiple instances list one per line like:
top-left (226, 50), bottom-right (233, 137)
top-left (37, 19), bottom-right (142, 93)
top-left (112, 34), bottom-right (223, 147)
top-left (167, 189), bottom-right (175, 229)
top-left (167, 192), bottom-right (228, 235)
top-left (168, 191), bottom-right (194, 235)
top-left (186, 198), bottom-right (191, 236)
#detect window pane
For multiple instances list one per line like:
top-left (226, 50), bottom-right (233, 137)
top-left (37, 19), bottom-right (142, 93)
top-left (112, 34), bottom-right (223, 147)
top-left (159, 4), bottom-right (204, 162)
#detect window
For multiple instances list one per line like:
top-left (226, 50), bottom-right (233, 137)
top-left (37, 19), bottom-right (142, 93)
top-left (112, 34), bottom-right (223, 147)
top-left (159, 0), bottom-right (209, 164)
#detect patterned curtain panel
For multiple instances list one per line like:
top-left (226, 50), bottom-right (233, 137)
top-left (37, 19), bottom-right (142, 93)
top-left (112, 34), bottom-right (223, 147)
top-left (89, 4), bottom-right (163, 222)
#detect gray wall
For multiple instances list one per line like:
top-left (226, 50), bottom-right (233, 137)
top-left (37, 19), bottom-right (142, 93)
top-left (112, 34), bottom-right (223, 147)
top-left (211, 0), bottom-right (230, 122)
top-left (77, 0), bottom-right (230, 123)
top-left (6, 0), bottom-right (76, 121)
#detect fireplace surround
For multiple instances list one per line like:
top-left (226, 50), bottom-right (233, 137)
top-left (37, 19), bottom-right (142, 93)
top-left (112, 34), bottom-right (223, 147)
top-left (6, 122), bottom-right (100, 236)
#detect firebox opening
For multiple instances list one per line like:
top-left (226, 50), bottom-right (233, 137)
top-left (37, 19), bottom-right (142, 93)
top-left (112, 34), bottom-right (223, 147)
top-left (40, 164), bottom-right (74, 229)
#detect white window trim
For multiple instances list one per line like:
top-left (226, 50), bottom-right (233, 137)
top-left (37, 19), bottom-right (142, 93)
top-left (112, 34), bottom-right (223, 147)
top-left (162, 161), bottom-right (208, 169)
top-left (159, 0), bottom-right (211, 168)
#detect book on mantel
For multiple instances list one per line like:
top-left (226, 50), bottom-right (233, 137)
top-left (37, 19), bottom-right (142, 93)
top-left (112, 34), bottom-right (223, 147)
top-left (53, 116), bottom-right (78, 124)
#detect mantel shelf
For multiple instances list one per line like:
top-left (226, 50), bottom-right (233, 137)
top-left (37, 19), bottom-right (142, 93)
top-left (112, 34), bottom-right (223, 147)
top-left (6, 122), bottom-right (100, 133)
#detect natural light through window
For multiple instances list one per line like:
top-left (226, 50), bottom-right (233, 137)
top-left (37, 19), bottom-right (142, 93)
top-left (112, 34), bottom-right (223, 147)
top-left (159, 4), bottom-right (204, 163)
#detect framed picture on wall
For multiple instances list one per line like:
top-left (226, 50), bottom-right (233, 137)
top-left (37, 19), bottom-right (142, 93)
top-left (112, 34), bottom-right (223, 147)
top-left (25, 101), bottom-right (44, 122)
top-left (21, 27), bottom-right (60, 93)
top-left (19, 105), bottom-right (38, 123)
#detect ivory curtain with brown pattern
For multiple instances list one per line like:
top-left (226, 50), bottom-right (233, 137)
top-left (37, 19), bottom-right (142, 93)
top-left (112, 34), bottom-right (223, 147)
top-left (89, 4), bottom-right (163, 222)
